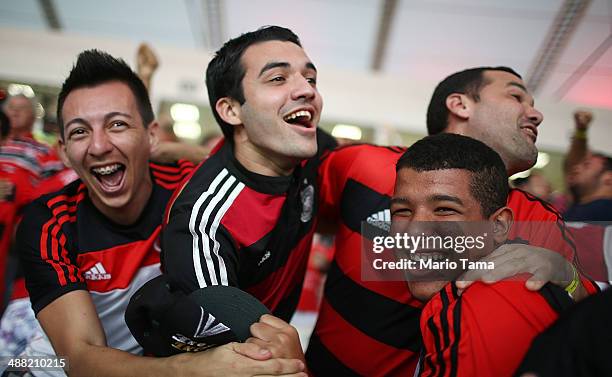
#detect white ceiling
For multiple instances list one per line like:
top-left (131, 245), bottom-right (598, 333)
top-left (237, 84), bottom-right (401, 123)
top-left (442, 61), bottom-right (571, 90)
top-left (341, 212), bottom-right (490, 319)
top-left (0, 0), bottom-right (611, 110)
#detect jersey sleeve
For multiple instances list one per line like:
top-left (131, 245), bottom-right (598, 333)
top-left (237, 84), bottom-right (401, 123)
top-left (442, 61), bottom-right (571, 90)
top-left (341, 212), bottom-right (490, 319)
top-left (161, 206), bottom-right (239, 294)
top-left (420, 283), bottom-right (569, 377)
top-left (507, 189), bottom-right (599, 295)
top-left (317, 146), bottom-right (360, 222)
top-left (17, 199), bottom-right (86, 314)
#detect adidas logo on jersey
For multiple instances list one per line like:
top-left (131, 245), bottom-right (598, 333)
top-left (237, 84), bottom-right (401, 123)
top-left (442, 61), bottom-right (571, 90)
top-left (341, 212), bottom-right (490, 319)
top-left (84, 262), bottom-right (111, 281)
top-left (366, 209), bottom-right (391, 231)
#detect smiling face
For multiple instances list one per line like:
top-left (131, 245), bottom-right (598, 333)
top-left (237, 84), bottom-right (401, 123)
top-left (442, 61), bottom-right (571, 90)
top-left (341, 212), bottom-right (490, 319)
top-left (391, 168), bottom-right (498, 301)
top-left (459, 70), bottom-right (543, 175)
top-left (220, 40), bottom-right (322, 176)
top-left (59, 81), bottom-right (156, 224)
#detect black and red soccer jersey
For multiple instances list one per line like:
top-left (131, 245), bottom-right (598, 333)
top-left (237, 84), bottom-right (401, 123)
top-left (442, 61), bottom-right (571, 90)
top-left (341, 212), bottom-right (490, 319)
top-left (307, 144), bottom-right (596, 377)
top-left (419, 282), bottom-right (572, 377)
top-left (161, 131), bottom-right (334, 321)
top-left (17, 161), bottom-right (193, 353)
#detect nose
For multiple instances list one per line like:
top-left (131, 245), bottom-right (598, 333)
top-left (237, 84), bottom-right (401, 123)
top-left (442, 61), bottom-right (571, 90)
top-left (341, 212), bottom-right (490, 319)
top-left (88, 129), bottom-right (113, 157)
top-left (525, 104), bottom-right (543, 127)
top-left (291, 75), bottom-right (316, 101)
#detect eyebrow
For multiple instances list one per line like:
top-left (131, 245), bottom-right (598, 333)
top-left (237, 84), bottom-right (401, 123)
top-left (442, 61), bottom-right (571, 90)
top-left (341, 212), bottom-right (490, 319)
top-left (64, 111), bottom-right (132, 129)
top-left (257, 61), bottom-right (318, 78)
top-left (390, 197), bottom-right (409, 205)
top-left (507, 81), bottom-right (535, 106)
top-left (430, 194), bottom-right (464, 205)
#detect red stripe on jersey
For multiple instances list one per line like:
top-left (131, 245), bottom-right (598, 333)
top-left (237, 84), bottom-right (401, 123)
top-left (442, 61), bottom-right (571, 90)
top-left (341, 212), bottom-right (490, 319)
top-left (245, 230), bottom-right (313, 311)
top-left (76, 226), bottom-right (161, 292)
top-left (221, 186), bottom-right (286, 247)
top-left (316, 298), bottom-right (419, 377)
top-left (41, 217), bottom-right (66, 286)
top-left (150, 160), bottom-right (193, 174)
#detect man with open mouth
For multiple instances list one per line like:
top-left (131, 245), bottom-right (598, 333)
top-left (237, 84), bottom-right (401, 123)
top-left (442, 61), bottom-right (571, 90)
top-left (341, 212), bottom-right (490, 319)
top-left (158, 25), bottom-right (335, 366)
top-left (16, 49), bottom-right (306, 377)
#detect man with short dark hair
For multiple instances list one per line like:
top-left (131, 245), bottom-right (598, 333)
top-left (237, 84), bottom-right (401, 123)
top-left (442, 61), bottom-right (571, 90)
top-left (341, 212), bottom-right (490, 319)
top-left (392, 133), bottom-right (572, 377)
top-left (17, 49), bottom-right (305, 377)
top-left (307, 66), bottom-right (596, 376)
top-left (162, 26), bottom-right (333, 326)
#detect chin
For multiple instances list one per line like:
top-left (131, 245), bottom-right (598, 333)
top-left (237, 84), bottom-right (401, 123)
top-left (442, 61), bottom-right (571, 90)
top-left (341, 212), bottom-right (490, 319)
top-left (407, 281), bottom-right (448, 302)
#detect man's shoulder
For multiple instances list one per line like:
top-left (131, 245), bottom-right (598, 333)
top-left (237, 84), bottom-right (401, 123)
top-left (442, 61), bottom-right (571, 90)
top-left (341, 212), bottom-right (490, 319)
top-left (508, 188), bottom-right (562, 221)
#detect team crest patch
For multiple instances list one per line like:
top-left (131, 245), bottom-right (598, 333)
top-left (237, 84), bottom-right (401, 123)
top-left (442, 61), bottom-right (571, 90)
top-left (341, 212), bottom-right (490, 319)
top-left (300, 182), bottom-right (314, 223)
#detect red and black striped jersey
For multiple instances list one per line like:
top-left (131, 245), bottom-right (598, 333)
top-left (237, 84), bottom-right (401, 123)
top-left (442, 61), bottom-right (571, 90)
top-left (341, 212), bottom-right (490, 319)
top-left (17, 161), bottom-right (193, 353)
top-left (307, 144), bottom-right (596, 376)
top-left (162, 131), bottom-right (335, 321)
top-left (419, 282), bottom-right (571, 377)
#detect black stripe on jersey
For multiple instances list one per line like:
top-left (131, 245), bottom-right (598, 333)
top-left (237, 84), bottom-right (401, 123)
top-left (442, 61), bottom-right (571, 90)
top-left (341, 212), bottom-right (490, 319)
top-left (325, 260), bottom-right (422, 352)
top-left (427, 316), bottom-right (445, 377)
top-left (449, 298), bottom-right (462, 377)
top-left (306, 333), bottom-right (362, 377)
top-left (537, 283), bottom-right (574, 314)
top-left (191, 169), bottom-right (240, 287)
top-left (440, 288), bottom-right (451, 349)
top-left (341, 179), bottom-right (390, 235)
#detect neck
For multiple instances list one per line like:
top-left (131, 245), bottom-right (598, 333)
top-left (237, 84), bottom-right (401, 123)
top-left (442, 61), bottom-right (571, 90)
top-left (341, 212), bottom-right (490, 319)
top-left (93, 175), bottom-right (153, 226)
top-left (234, 141), bottom-right (296, 177)
top-left (578, 188), bottom-right (612, 204)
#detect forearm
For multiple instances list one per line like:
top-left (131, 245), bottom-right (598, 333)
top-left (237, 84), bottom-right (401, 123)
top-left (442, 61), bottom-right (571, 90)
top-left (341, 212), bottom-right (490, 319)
top-left (65, 343), bottom-right (178, 377)
top-left (563, 133), bottom-right (587, 174)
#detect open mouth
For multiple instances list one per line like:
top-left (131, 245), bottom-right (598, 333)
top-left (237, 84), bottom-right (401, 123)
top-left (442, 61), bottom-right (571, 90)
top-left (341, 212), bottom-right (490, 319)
top-left (283, 110), bottom-right (313, 128)
top-left (408, 251), bottom-right (449, 263)
top-left (91, 163), bottom-right (126, 191)
top-left (521, 125), bottom-right (538, 142)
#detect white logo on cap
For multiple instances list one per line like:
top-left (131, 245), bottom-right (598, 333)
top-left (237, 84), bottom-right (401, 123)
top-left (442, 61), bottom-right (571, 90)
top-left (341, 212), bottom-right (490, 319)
top-left (194, 308), bottom-right (231, 338)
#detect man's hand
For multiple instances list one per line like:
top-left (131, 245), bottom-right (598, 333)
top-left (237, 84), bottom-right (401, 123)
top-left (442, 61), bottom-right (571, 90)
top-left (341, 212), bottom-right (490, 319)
top-left (246, 315), bottom-right (305, 364)
top-left (456, 244), bottom-right (583, 299)
top-left (573, 110), bottom-right (593, 131)
top-left (173, 342), bottom-right (306, 377)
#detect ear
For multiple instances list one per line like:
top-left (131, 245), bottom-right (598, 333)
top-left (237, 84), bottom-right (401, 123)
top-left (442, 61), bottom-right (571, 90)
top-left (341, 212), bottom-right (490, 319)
top-left (215, 97), bottom-right (242, 127)
top-left (489, 206), bottom-right (513, 245)
top-left (147, 121), bottom-right (160, 150)
top-left (57, 138), bottom-right (72, 168)
top-left (445, 93), bottom-right (472, 121)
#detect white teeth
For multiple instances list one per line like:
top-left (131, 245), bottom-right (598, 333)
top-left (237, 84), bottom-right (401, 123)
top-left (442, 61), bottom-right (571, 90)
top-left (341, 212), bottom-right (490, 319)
top-left (409, 252), bottom-right (445, 262)
top-left (92, 164), bottom-right (121, 175)
top-left (284, 110), bottom-right (312, 122)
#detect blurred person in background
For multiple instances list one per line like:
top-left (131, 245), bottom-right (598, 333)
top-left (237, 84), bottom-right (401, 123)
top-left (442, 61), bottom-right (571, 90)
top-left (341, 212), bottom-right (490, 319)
top-left (136, 42), bottom-right (209, 164)
top-left (562, 110), bottom-right (612, 221)
top-left (511, 171), bottom-right (553, 201)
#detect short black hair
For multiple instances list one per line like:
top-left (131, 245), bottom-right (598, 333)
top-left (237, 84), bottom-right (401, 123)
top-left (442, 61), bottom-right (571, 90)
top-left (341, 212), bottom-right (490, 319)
top-left (206, 26), bottom-right (301, 141)
top-left (426, 66), bottom-right (522, 135)
top-left (57, 49), bottom-right (154, 139)
top-left (396, 133), bottom-right (509, 217)
top-left (0, 110), bottom-right (9, 140)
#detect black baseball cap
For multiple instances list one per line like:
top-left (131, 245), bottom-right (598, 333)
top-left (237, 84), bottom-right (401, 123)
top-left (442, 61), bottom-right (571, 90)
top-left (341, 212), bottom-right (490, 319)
top-left (125, 275), bottom-right (270, 356)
